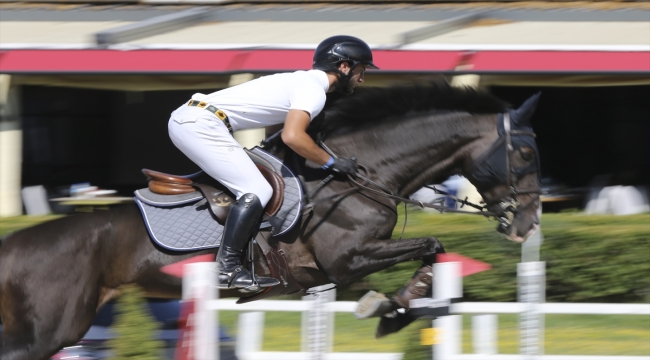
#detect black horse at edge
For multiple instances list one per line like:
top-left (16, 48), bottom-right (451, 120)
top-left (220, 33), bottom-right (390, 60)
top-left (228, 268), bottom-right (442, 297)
top-left (0, 80), bottom-right (542, 360)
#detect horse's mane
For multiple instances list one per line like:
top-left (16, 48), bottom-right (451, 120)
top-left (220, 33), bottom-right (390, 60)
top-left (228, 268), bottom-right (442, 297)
top-left (308, 80), bottom-right (509, 135)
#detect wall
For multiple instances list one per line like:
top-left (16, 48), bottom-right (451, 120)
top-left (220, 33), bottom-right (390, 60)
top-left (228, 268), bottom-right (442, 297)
top-left (490, 85), bottom-right (650, 188)
top-left (18, 84), bottom-right (650, 200)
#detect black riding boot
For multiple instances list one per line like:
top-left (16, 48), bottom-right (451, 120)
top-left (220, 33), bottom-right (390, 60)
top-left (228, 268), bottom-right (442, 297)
top-left (216, 193), bottom-right (280, 290)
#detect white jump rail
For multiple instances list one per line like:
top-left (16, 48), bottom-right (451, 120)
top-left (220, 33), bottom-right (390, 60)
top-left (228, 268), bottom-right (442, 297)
top-left (430, 261), bottom-right (650, 360)
top-left (183, 261), bottom-right (650, 360)
top-left (182, 262), bottom-right (401, 360)
top-left (452, 302), bottom-right (650, 315)
top-left (213, 298), bottom-right (402, 360)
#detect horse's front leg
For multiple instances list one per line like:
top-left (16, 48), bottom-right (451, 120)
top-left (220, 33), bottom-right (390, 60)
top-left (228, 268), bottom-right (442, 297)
top-left (325, 236), bottom-right (444, 286)
top-left (322, 236), bottom-right (445, 339)
top-left (368, 262), bottom-right (438, 338)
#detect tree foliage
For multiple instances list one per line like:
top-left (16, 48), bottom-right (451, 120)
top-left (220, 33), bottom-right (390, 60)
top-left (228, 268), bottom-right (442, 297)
top-left (108, 284), bottom-right (165, 360)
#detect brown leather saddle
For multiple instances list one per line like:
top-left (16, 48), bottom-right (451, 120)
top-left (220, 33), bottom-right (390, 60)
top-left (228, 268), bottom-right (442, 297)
top-left (142, 163), bottom-right (284, 224)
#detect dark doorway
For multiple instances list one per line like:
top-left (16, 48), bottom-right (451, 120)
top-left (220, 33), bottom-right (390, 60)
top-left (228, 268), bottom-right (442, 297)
top-left (490, 85), bottom-right (650, 189)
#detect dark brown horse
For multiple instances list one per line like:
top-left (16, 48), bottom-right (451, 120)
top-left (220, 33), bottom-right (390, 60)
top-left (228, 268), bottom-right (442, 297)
top-left (0, 81), bottom-right (541, 360)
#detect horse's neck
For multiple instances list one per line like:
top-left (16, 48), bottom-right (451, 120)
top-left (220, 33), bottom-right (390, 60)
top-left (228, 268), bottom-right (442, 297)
top-left (326, 113), bottom-right (497, 197)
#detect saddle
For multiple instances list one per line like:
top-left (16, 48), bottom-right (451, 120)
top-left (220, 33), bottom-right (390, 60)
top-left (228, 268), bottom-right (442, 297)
top-left (142, 160), bottom-right (284, 223)
top-left (137, 147), bottom-right (306, 301)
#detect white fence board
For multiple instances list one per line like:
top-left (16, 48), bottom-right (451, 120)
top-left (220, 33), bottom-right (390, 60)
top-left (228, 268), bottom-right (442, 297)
top-left (185, 261), bottom-right (650, 360)
top-left (451, 302), bottom-right (650, 315)
top-left (452, 302), bottom-right (526, 314)
top-left (451, 356), bottom-right (650, 360)
top-left (540, 303), bottom-right (650, 315)
top-left (208, 299), bottom-right (311, 311)
top-left (237, 351), bottom-right (403, 360)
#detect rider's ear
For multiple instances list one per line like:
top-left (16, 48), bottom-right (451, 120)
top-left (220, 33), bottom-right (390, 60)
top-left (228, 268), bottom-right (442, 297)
top-left (338, 61), bottom-right (351, 74)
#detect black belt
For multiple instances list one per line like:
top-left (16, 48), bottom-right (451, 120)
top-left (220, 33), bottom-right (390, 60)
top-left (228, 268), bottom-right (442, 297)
top-left (187, 100), bottom-right (233, 133)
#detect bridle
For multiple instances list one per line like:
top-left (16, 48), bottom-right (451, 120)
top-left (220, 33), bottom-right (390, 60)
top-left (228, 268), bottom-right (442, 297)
top-left (465, 112), bottom-right (542, 231)
top-left (303, 112), bottom-right (541, 232)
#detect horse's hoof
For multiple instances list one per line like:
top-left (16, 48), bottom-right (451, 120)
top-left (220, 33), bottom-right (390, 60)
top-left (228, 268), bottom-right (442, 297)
top-left (354, 291), bottom-right (394, 319)
top-left (375, 311), bottom-right (418, 338)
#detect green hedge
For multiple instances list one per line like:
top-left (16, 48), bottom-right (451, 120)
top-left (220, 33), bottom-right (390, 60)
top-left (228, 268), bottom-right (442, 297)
top-left (2, 212), bottom-right (649, 303)
top-left (361, 210), bottom-right (650, 303)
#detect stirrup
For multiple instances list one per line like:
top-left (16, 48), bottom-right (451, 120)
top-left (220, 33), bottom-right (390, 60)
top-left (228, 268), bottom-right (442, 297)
top-left (217, 266), bottom-right (279, 291)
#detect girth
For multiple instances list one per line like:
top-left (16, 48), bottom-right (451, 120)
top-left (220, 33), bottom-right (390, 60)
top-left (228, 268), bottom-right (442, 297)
top-left (237, 231), bottom-right (306, 303)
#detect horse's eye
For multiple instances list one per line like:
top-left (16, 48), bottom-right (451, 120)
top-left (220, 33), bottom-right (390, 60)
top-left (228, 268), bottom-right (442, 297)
top-left (521, 148), bottom-right (535, 162)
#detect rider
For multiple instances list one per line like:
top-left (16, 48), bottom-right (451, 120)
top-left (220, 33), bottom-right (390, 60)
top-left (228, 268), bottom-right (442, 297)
top-left (168, 35), bottom-right (379, 290)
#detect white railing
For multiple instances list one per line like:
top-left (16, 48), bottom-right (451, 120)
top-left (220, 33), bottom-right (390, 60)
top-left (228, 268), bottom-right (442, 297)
top-left (215, 297), bottom-right (401, 360)
top-left (182, 262), bottom-right (401, 360)
top-left (183, 261), bottom-right (650, 360)
top-left (427, 261), bottom-right (650, 360)
top-left (435, 301), bottom-right (650, 360)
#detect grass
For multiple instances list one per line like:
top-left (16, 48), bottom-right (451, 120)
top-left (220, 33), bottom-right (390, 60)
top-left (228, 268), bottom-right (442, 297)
top-left (2, 213), bottom-right (649, 355)
top-left (492, 314), bottom-right (649, 355)
top-left (0, 215), bottom-right (63, 237)
top-left (218, 311), bottom-right (649, 355)
top-left (217, 311), bottom-right (412, 353)
top-left (542, 314), bottom-right (650, 355)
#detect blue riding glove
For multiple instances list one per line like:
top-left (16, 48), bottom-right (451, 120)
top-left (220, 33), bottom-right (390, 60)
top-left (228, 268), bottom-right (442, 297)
top-left (322, 156), bottom-right (357, 175)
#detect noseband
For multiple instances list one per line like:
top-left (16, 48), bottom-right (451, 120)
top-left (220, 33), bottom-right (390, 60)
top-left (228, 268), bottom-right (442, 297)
top-left (307, 112), bottom-right (541, 229)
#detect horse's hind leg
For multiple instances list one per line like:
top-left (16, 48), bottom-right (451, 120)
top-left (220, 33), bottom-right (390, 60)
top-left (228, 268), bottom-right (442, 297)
top-left (0, 327), bottom-right (87, 360)
top-left (0, 277), bottom-right (101, 360)
top-left (0, 293), bottom-right (99, 360)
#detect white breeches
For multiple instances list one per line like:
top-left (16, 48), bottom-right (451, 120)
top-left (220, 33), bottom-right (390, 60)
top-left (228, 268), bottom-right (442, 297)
top-left (168, 105), bottom-right (273, 207)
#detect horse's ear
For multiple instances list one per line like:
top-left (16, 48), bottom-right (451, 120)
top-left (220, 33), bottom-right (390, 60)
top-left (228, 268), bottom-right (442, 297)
top-left (512, 92), bottom-right (541, 125)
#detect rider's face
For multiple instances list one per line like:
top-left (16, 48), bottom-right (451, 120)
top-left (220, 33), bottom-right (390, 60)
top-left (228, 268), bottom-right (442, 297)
top-left (338, 62), bottom-right (367, 94)
top-left (348, 64), bottom-right (366, 92)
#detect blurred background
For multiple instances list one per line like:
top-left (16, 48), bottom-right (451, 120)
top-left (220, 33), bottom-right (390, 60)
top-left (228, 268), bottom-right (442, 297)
top-left (0, 0), bottom-right (648, 358)
top-left (1, 0), bottom-right (649, 216)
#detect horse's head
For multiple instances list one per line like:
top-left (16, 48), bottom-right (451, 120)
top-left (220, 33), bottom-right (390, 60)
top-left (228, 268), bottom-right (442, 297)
top-left (311, 82), bottom-right (541, 242)
top-left (465, 93), bottom-right (542, 242)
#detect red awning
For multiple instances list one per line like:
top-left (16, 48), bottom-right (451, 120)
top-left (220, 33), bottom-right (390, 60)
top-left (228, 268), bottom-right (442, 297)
top-left (1, 49), bottom-right (648, 74)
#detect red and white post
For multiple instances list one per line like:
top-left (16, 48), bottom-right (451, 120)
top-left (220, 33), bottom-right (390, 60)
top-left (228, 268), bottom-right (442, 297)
top-left (182, 262), bottom-right (218, 360)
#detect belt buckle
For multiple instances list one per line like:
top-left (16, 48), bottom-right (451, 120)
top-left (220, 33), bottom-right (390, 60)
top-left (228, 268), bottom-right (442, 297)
top-left (188, 100), bottom-right (208, 109)
top-left (215, 109), bottom-right (227, 121)
top-left (189, 100), bottom-right (232, 133)
top-left (207, 105), bottom-right (227, 121)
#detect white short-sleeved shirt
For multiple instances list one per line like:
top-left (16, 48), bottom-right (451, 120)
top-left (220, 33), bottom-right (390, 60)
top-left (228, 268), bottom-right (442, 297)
top-left (190, 70), bottom-right (330, 132)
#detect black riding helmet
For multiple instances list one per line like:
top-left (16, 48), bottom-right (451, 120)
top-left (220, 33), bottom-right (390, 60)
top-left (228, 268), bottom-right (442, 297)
top-left (313, 35), bottom-right (378, 93)
top-left (313, 35), bottom-right (378, 71)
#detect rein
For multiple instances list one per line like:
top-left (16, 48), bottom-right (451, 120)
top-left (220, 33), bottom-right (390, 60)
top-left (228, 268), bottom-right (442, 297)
top-left (303, 112), bottom-right (541, 231)
top-left (310, 140), bottom-right (500, 218)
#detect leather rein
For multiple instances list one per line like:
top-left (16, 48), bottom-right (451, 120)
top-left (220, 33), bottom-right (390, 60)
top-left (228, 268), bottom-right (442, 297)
top-left (303, 113), bottom-right (541, 230)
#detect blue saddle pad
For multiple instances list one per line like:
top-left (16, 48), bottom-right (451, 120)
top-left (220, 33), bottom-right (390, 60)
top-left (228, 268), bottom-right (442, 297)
top-left (135, 147), bottom-right (303, 251)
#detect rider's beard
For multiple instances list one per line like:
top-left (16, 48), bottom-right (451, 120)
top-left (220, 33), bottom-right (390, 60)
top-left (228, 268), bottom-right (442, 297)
top-left (336, 77), bottom-right (354, 95)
